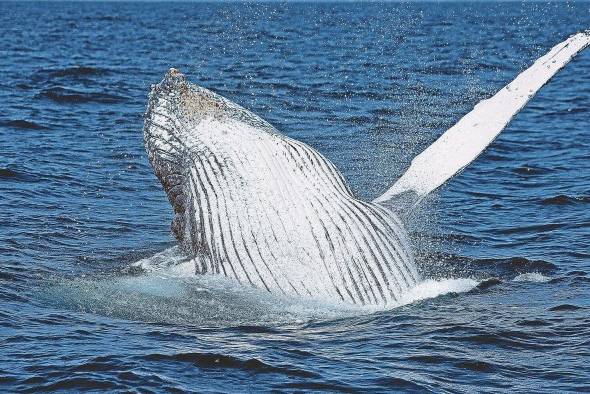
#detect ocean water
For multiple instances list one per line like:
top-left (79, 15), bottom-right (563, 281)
top-left (1, 1), bottom-right (589, 392)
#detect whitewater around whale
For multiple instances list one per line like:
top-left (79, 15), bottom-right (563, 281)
top-left (143, 31), bottom-right (590, 305)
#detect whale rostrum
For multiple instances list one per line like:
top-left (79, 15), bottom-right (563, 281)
top-left (144, 32), bottom-right (589, 305)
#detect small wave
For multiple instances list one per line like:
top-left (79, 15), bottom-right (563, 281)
top-left (371, 107), bottom-right (397, 116)
top-left (0, 376), bottom-right (17, 385)
top-left (278, 381), bottom-right (362, 392)
top-left (511, 165), bottom-right (549, 176)
top-left (423, 253), bottom-right (556, 280)
top-left (477, 257), bottom-right (556, 273)
top-left (541, 194), bottom-right (590, 205)
top-left (455, 360), bottom-right (497, 373)
top-left (476, 278), bottom-right (502, 291)
top-left (464, 190), bottom-right (509, 199)
top-left (344, 115), bottom-right (372, 124)
top-left (0, 168), bottom-right (19, 178)
top-left (44, 66), bottom-right (109, 78)
top-left (516, 319), bottom-right (551, 327)
top-left (0, 270), bottom-right (17, 281)
top-left (0, 167), bottom-right (39, 183)
top-left (0, 119), bottom-right (49, 130)
top-left (548, 304), bottom-right (584, 312)
top-left (39, 87), bottom-right (127, 104)
top-left (108, 152), bottom-right (141, 161)
top-left (420, 64), bottom-right (464, 76)
top-left (545, 107), bottom-right (588, 117)
top-left (567, 270), bottom-right (587, 277)
top-left (143, 352), bottom-right (318, 378)
top-left (229, 325), bottom-right (281, 334)
top-left (483, 153), bottom-right (509, 162)
top-left (83, 15), bottom-right (128, 22)
top-left (497, 222), bottom-right (565, 235)
top-left (22, 377), bottom-right (122, 391)
top-left (513, 272), bottom-right (550, 282)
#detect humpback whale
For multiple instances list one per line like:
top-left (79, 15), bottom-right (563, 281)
top-left (144, 32), bottom-right (589, 305)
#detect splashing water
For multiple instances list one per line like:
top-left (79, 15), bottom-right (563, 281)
top-left (40, 247), bottom-right (480, 326)
top-left (513, 272), bottom-right (551, 283)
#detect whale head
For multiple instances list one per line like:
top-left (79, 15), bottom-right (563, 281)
top-left (144, 69), bottom-right (419, 303)
top-left (143, 68), bottom-right (284, 253)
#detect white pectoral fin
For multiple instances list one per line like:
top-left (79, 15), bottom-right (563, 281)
top-left (374, 30), bottom-right (590, 206)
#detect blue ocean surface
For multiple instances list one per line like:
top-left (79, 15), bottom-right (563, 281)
top-left (1, 1), bottom-right (589, 392)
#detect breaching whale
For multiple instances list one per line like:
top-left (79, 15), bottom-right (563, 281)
top-left (144, 32), bottom-right (589, 305)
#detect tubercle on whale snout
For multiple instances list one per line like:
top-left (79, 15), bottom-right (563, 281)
top-left (143, 68), bottom-right (198, 151)
top-left (149, 68), bottom-right (188, 99)
top-left (145, 69), bottom-right (185, 123)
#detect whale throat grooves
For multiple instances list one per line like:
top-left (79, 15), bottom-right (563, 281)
top-left (143, 68), bottom-right (420, 305)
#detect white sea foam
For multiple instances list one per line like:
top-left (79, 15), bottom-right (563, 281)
top-left (131, 246), bottom-right (190, 274)
top-left (513, 272), bottom-right (550, 283)
top-left (40, 247), bottom-right (483, 326)
top-left (395, 278), bottom-right (479, 307)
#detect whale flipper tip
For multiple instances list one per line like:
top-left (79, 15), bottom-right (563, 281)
top-left (373, 30), bottom-right (590, 206)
